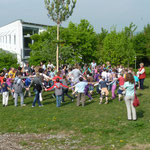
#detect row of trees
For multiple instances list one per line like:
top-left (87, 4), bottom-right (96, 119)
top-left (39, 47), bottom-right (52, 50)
top-left (29, 20), bottom-right (150, 67)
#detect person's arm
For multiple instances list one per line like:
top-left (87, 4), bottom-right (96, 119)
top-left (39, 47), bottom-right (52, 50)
top-left (45, 84), bottom-right (55, 91)
top-left (139, 68), bottom-right (145, 74)
top-left (60, 83), bottom-right (69, 88)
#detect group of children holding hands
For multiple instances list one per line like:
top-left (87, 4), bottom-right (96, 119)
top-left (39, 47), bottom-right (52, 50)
top-left (0, 61), bottom-right (144, 109)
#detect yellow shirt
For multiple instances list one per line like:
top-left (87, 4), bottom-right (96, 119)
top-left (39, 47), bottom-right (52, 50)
top-left (8, 70), bottom-right (16, 78)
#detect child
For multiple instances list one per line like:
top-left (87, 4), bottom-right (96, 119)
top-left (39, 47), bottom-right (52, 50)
top-left (84, 78), bottom-right (93, 101)
top-left (70, 77), bottom-right (88, 107)
top-left (61, 75), bottom-right (74, 102)
top-left (117, 73), bottom-right (125, 101)
top-left (24, 74), bottom-right (32, 97)
top-left (45, 78), bottom-right (69, 107)
top-left (95, 76), bottom-right (109, 104)
top-left (133, 72), bottom-right (139, 89)
top-left (108, 74), bottom-right (118, 99)
top-left (1, 78), bottom-right (10, 107)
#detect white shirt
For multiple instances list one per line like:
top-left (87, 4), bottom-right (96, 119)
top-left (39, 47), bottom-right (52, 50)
top-left (91, 62), bottom-right (97, 70)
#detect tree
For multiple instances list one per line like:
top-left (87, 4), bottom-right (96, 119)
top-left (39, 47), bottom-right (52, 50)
top-left (96, 27), bottom-right (108, 63)
top-left (0, 49), bottom-right (19, 72)
top-left (29, 27), bottom-right (57, 66)
top-left (101, 29), bottom-right (135, 67)
top-left (44, 0), bottom-right (77, 71)
top-left (61, 19), bottom-right (98, 64)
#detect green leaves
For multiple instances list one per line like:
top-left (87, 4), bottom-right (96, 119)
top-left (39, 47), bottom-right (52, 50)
top-left (0, 49), bottom-right (19, 71)
top-left (45, 0), bottom-right (77, 24)
top-left (101, 28), bottom-right (135, 66)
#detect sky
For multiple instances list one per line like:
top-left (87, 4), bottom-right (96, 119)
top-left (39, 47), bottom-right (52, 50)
top-left (0, 0), bottom-right (150, 33)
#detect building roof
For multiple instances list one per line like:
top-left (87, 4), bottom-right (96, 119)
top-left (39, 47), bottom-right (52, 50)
top-left (0, 19), bottom-right (51, 28)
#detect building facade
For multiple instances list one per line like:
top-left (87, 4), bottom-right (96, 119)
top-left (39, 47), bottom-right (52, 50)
top-left (0, 20), bottom-right (48, 66)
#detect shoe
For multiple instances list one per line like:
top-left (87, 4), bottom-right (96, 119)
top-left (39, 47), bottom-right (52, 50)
top-left (39, 105), bottom-right (43, 107)
top-left (105, 102), bottom-right (108, 104)
top-left (99, 102), bottom-right (102, 104)
top-left (72, 99), bottom-right (74, 102)
top-left (21, 104), bottom-right (26, 107)
top-left (32, 105), bottom-right (35, 107)
top-left (2, 105), bottom-right (5, 107)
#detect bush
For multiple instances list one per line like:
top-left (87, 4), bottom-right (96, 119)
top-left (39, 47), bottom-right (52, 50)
top-left (0, 49), bottom-right (19, 72)
top-left (145, 67), bottom-right (150, 77)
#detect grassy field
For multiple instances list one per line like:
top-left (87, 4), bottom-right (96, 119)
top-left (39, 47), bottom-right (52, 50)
top-left (0, 78), bottom-right (150, 150)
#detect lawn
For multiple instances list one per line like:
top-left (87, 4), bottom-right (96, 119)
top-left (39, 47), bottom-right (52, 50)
top-left (0, 78), bottom-right (150, 150)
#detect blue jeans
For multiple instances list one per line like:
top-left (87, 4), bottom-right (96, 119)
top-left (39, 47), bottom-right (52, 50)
top-left (139, 79), bottom-right (145, 89)
top-left (56, 95), bottom-right (62, 107)
top-left (32, 89), bottom-right (42, 106)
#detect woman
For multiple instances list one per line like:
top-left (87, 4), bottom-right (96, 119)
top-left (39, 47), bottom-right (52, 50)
top-left (123, 73), bottom-right (137, 121)
top-left (137, 63), bottom-right (146, 90)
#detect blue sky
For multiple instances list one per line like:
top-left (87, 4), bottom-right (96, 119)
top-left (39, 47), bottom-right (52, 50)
top-left (0, 0), bottom-right (150, 33)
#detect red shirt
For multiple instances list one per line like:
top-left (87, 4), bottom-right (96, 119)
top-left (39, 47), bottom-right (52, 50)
top-left (52, 76), bottom-right (62, 84)
top-left (118, 76), bottom-right (124, 86)
top-left (0, 76), bottom-right (4, 84)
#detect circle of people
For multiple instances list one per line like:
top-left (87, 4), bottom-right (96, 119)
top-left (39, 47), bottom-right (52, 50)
top-left (0, 61), bottom-right (146, 121)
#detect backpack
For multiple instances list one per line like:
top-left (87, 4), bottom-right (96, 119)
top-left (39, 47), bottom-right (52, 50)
top-left (34, 83), bottom-right (42, 92)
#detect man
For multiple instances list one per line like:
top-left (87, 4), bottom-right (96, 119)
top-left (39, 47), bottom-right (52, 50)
top-left (27, 72), bottom-right (43, 107)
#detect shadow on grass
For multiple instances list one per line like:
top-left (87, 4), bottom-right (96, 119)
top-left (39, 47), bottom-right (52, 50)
top-left (143, 85), bottom-right (149, 89)
top-left (137, 109), bottom-right (145, 118)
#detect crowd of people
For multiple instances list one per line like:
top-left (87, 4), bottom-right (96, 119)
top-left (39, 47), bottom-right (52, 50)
top-left (0, 60), bottom-right (146, 121)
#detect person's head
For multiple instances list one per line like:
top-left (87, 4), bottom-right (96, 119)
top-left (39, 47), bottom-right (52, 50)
top-left (18, 72), bottom-right (22, 77)
top-left (140, 63), bottom-right (144, 68)
top-left (79, 77), bottom-right (83, 81)
top-left (36, 72), bottom-right (40, 78)
top-left (63, 75), bottom-right (67, 80)
top-left (56, 71), bottom-right (61, 76)
top-left (125, 73), bottom-right (134, 84)
top-left (3, 78), bottom-right (6, 82)
top-left (56, 78), bottom-right (60, 82)
top-left (38, 68), bottom-right (44, 73)
top-left (133, 72), bottom-right (136, 76)
top-left (11, 67), bottom-right (15, 72)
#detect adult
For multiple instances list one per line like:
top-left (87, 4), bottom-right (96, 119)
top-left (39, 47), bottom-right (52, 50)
top-left (71, 65), bottom-right (82, 84)
top-left (123, 73), bottom-right (137, 121)
top-left (91, 60), bottom-right (97, 73)
top-left (137, 63), bottom-right (146, 90)
top-left (27, 72), bottom-right (43, 107)
top-left (47, 61), bottom-right (55, 69)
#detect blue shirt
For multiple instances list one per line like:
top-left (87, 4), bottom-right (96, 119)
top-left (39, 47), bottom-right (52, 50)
top-left (75, 81), bottom-right (88, 93)
top-left (124, 81), bottom-right (134, 96)
top-left (134, 76), bottom-right (139, 83)
top-left (1, 83), bottom-right (9, 92)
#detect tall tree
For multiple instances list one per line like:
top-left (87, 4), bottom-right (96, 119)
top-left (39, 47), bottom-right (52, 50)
top-left (44, 0), bottom-right (77, 71)
top-left (61, 20), bottom-right (98, 64)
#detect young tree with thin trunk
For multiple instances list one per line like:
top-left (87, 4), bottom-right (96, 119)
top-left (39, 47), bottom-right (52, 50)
top-left (44, 0), bottom-right (77, 71)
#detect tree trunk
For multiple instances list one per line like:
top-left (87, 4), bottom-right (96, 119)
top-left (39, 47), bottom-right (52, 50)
top-left (56, 23), bottom-right (60, 72)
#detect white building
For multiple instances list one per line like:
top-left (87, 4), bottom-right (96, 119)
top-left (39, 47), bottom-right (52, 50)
top-left (0, 20), bottom-right (48, 66)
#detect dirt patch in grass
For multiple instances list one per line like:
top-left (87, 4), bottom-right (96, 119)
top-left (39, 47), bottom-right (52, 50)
top-left (0, 133), bottom-right (72, 150)
top-left (0, 132), bottom-right (92, 150)
top-left (121, 144), bottom-right (150, 150)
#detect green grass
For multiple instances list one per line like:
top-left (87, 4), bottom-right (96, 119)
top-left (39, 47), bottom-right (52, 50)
top-left (0, 79), bottom-right (150, 149)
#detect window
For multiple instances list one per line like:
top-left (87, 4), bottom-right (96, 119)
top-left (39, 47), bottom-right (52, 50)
top-left (6, 36), bottom-right (7, 44)
top-left (9, 35), bottom-right (11, 44)
top-left (14, 35), bottom-right (16, 45)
